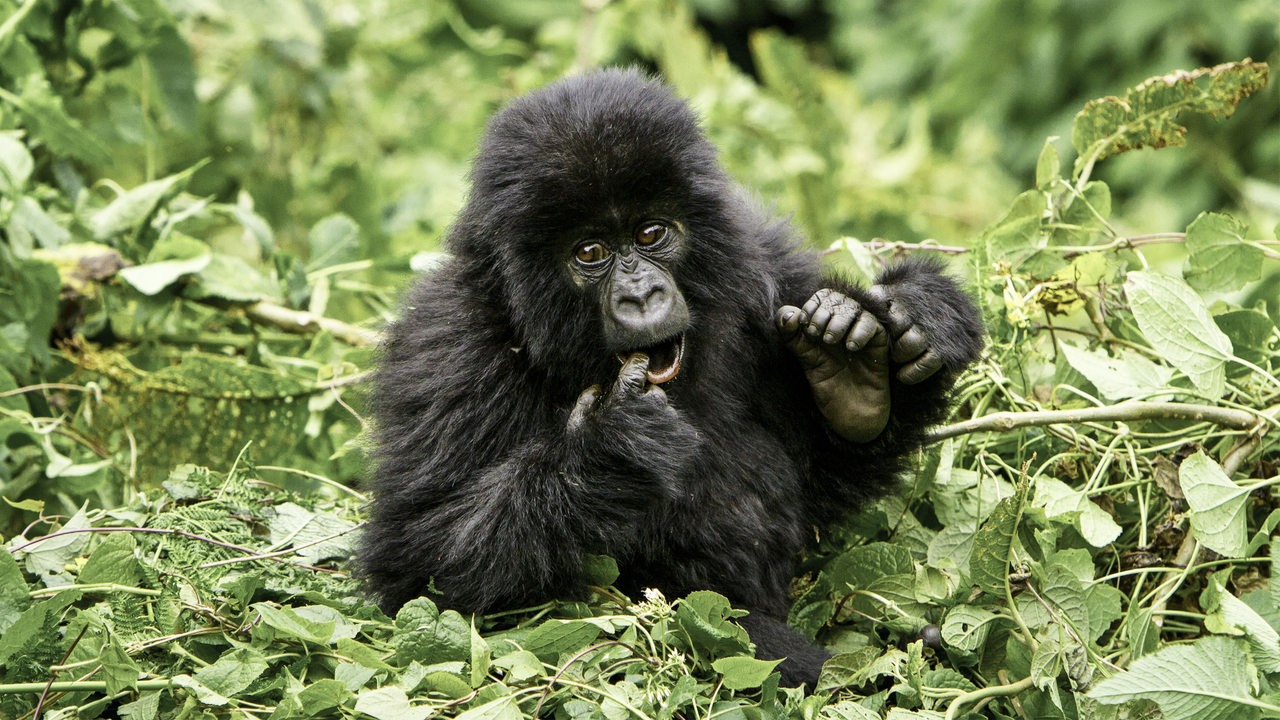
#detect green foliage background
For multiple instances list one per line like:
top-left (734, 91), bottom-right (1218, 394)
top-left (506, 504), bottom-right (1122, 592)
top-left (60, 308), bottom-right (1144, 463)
top-left (1, 0), bottom-right (1279, 718)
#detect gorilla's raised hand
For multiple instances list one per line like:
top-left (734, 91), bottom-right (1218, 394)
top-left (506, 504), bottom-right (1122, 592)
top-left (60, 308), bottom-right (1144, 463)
top-left (777, 289), bottom-right (892, 443)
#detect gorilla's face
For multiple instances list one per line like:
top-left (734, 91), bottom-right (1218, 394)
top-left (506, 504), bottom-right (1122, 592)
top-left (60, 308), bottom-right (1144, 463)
top-left (568, 218), bottom-right (690, 384)
top-left (454, 70), bottom-right (727, 382)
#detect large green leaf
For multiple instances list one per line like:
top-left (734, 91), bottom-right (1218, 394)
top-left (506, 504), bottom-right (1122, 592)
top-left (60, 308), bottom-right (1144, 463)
top-left (1184, 212), bottom-right (1261, 293)
top-left (1089, 635), bottom-right (1263, 720)
top-left (1178, 451), bottom-right (1249, 558)
top-left (1124, 271), bottom-right (1232, 398)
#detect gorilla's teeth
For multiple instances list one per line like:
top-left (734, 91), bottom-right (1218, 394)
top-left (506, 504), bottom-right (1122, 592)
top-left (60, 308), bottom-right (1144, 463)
top-left (645, 335), bottom-right (684, 385)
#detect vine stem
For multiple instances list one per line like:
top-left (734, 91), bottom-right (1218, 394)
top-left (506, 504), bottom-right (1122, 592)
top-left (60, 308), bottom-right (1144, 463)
top-left (0, 679), bottom-right (173, 695)
top-left (927, 401), bottom-right (1266, 444)
top-left (245, 301), bottom-right (380, 347)
top-left (944, 675), bottom-right (1034, 720)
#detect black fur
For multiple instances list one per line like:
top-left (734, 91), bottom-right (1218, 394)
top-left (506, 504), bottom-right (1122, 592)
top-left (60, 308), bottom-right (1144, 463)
top-left (359, 69), bottom-right (984, 688)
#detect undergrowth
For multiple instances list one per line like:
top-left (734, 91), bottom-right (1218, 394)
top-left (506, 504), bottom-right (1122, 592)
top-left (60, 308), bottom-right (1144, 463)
top-left (1, 2), bottom-right (1279, 718)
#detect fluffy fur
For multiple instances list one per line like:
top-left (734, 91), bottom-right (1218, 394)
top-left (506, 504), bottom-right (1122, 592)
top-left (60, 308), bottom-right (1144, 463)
top-left (360, 68), bottom-right (984, 687)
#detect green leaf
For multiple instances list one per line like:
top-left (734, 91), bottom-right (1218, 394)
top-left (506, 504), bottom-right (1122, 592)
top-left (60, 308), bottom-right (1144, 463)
top-left (88, 165), bottom-right (199, 241)
top-left (1184, 212), bottom-right (1261, 293)
top-left (1033, 476), bottom-right (1122, 547)
top-left (674, 590), bottom-right (752, 658)
top-left (1059, 343), bottom-right (1175, 402)
top-left (354, 686), bottom-right (433, 720)
top-left (306, 213), bottom-right (360, 272)
top-left (1035, 138), bottom-right (1060, 190)
top-left (78, 532), bottom-right (142, 587)
top-left (0, 130), bottom-right (33, 195)
top-left (190, 253), bottom-right (280, 302)
top-left (252, 603), bottom-right (337, 645)
top-left (1206, 580), bottom-right (1280, 673)
top-left (1072, 60), bottom-right (1270, 167)
top-left (969, 478), bottom-right (1028, 596)
top-left (523, 619), bottom-right (601, 662)
top-left (117, 254), bottom-right (210, 296)
top-left (1178, 451), bottom-right (1249, 557)
top-left (454, 695), bottom-right (522, 720)
top-left (1124, 270), bottom-right (1232, 397)
top-left (192, 647), bottom-right (268, 697)
top-left (941, 605), bottom-right (1004, 653)
top-left (394, 598), bottom-right (472, 664)
top-left (1089, 635), bottom-right (1263, 720)
top-left (0, 547), bottom-right (28, 634)
top-left (10, 80), bottom-right (112, 165)
top-left (583, 554), bottom-right (620, 586)
top-left (712, 656), bottom-right (781, 690)
top-left (266, 502), bottom-right (357, 564)
top-left (0, 590), bottom-right (79, 664)
top-left (99, 636), bottom-right (141, 695)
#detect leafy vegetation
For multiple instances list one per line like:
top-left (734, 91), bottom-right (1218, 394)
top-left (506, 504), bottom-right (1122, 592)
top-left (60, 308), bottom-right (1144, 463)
top-left (1, 1), bottom-right (1278, 718)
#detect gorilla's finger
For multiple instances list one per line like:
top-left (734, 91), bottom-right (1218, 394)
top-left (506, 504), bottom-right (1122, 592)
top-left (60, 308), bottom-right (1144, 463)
top-left (822, 300), bottom-right (859, 346)
top-left (865, 284), bottom-right (912, 338)
top-left (891, 326), bottom-right (930, 364)
top-left (614, 353), bottom-right (650, 398)
top-left (568, 385), bottom-right (602, 429)
top-left (800, 288), bottom-right (829, 319)
top-left (896, 350), bottom-right (944, 385)
top-left (776, 305), bottom-right (805, 340)
top-left (806, 304), bottom-right (833, 339)
top-left (846, 311), bottom-right (886, 352)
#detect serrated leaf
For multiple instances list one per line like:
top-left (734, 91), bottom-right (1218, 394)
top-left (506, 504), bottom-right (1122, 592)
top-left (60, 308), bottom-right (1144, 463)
top-left (1179, 451), bottom-right (1249, 557)
top-left (1124, 271), bottom-right (1232, 397)
top-left (1184, 212), bottom-right (1261, 293)
top-left (12, 81), bottom-right (112, 165)
top-left (1089, 635), bottom-right (1262, 720)
top-left (712, 656), bottom-right (781, 690)
top-left (1072, 60), bottom-right (1269, 167)
top-left (0, 549), bottom-right (27, 634)
top-left (941, 605), bottom-right (1004, 653)
top-left (524, 619), bottom-right (601, 662)
top-left (1208, 580), bottom-right (1280, 673)
top-left (969, 478), bottom-right (1028, 596)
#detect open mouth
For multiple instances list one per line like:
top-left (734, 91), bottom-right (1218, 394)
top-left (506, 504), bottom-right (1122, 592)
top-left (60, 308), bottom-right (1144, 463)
top-left (617, 334), bottom-right (685, 384)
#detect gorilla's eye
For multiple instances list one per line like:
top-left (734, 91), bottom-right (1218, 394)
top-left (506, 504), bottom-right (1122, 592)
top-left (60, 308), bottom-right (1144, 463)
top-left (574, 242), bottom-right (611, 266)
top-left (635, 223), bottom-right (669, 247)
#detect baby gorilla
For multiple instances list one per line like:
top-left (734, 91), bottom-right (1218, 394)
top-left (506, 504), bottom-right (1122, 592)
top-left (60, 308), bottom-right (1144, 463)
top-left (360, 68), bottom-right (984, 688)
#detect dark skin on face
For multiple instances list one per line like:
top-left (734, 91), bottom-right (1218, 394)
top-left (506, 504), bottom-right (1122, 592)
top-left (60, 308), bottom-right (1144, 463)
top-left (567, 219), bottom-right (691, 426)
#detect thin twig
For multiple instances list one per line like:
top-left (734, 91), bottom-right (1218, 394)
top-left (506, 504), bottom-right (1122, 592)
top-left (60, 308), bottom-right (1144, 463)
top-left (927, 401), bottom-right (1267, 444)
top-left (245, 301), bottom-right (381, 347)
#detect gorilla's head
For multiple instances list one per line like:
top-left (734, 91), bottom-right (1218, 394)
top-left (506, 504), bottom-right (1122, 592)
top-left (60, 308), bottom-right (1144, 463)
top-left (447, 69), bottom-right (755, 384)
